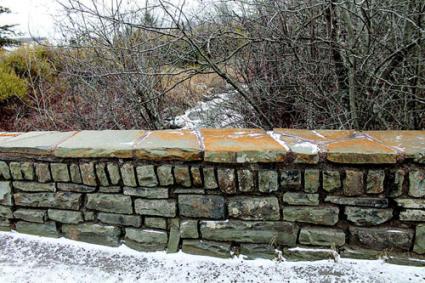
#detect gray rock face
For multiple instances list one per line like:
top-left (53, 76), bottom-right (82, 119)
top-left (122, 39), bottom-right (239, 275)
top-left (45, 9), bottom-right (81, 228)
top-left (21, 162), bottom-right (34, 180)
top-left (62, 223), bottom-right (121, 246)
top-left (283, 247), bottom-right (336, 261)
top-left (0, 181), bottom-right (12, 206)
top-left (344, 170), bottom-right (364, 196)
top-left (0, 218), bottom-right (10, 231)
top-left (13, 181), bottom-right (56, 192)
top-left (325, 196), bottom-right (388, 208)
top-left (282, 192), bottom-right (319, 206)
top-left (298, 227), bottom-right (345, 247)
top-left (409, 170), bottom-right (425, 197)
top-left (366, 170), bottom-right (385, 194)
top-left (107, 163), bottom-right (121, 185)
top-left (203, 167), bottom-right (218, 189)
top-left (157, 165), bottom-right (174, 186)
top-left (134, 199), bottom-right (176, 217)
top-left (16, 221), bottom-right (59, 238)
top-left (399, 209), bottom-right (425, 221)
top-left (240, 244), bottom-right (278, 260)
top-left (80, 163), bottom-right (97, 186)
top-left (282, 206), bottom-right (339, 225)
top-left (0, 205), bottom-right (12, 218)
top-left (200, 220), bottom-right (298, 246)
top-left (174, 166), bottom-right (191, 187)
top-left (123, 187), bottom-right (169, 199)
top-left (48, 209), bottom-right (84, 224)
top-left (322, 171), bottom-right (341, 192)
top-left (144, 217), bottom-right (167, 230)
top-left (57, 183), bottom-right (96, 193)
top-left (258, 170), bottom-right (278, 193)
top-left (349, 226), bottom-right (414, 251)
top-left (0, 161), bottom-right (11, 180)
top-left (13, 208), bottom-right (46, 223)
top-left (125, 228), bottom-right (168, 251)
top-left (414, 224), bottom-right (425, 254)
top-left (99, 186), bottom-right (121, 193)
top-left (395, 198), bottom-right (425, 209)
top-left (120, 163), bottom-right (137, 187)
top-left (51, 163), bottom-right (70, 182)
top-left (97, 212), bottom-right (141, 227)
top-left (35, 163), bottom-right (51, 183)
top-left (14, 192), bottom-right (82, 210)
top-left (237, 170), bottom-right (255, 192)
top-left (95, 163), bottom-right (109, 186)
top-left (136, 165), bottom-right (158, 187)
top-left (345, 207), bottom-right (393, 225)
top-left (86, 194), bottom-right (133, 214)
top-left (69, 164), bottom-right (82, 184)
top-left (167, 221), bottom-right (181, 253)
top-left (84, 211), bottom-right (95, 221)
top-left (304, 169), bottom-right (320, 193)
top-left (9, 162), bottom-right (23, 180)
top-left (280, 170), bottom-right (301, 188)
top-left (190, 167), bottom-right (203, 187)
top-left (178, 195), bottom-right (225, 219)
top-left (227, 196), bottom-right (280, 220)
top-left (180, 220), bottom-right (199, 238)
top-left (217, 168), bottom-right (236, 194)
top-left (182, 240), bottom-right (231, 258)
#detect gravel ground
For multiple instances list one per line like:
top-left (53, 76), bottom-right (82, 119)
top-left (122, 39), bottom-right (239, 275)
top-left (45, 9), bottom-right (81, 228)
top-left (0, 231), bottom-right (424, 283)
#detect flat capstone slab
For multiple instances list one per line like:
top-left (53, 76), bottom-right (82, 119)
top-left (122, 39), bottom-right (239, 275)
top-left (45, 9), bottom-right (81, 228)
top-left (54, 130), bottom-right (144, 158)
top-left (134, 130), bottom-right (202, 161)
top-left (0, 131), bottom-right (76, 155)
top-left (201, 128), bottom-right (287, 163)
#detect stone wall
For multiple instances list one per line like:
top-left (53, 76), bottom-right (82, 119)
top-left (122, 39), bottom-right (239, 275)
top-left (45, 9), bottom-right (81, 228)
top-left (0, 129), bottom-right (424, 265)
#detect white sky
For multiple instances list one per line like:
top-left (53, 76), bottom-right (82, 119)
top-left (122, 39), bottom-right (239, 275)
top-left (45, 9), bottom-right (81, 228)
top-left (0, 0), bottom-right (202, 39)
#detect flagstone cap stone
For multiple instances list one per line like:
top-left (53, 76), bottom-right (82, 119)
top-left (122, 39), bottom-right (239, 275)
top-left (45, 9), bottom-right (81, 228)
top-left (133, 130), bottom-right (202, 161)
top-left (0, 131), bottom-right (77, 156)
top-left (201, 128), bottom-right (287, 163)
top-left (54, 130), bottom-right (145, 158)
top-left (0, 129), bottom-right (424, 164)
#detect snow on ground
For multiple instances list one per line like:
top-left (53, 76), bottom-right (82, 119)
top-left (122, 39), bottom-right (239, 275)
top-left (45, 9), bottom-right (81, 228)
top-left (1, 231), bottom-right (425, 283)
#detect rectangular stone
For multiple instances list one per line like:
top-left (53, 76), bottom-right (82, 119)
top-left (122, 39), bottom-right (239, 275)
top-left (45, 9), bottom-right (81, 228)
top-left (121, 163), bottom-right (137, 187)
top-left (325, 196), bottom-right (388, 208)
top-left (299, 227), bottom-right (345, 247)
top-left (99, 186), bottom-right (122, 193)
top-left (35, 163), bottom-right (51, 183)
top-left (349, 226), bottom-right (414, 251)
top-left (125, 228), bottom-right (168, 251)
top-left (57, 183), bottom-right (96, 193)
top-left (63, 223), bottom-right (121, 246)
top-left (282, 206), bottom-right (339, 225)
top-left (0, 161), bottom-right (11, 180)
top-left (51, 163), bottom-right (70, 182)
top-left (9, 162), bottom-right (23, 180)
top-left (344, 170), bottom-right (364, 196)
top-left (174, 166), bottom-right (191, 187)
top-left (409, 170), bottom-right (425, 198)
top-left (13, 208), bottom-right (46, 223)
top-left (86, 194), bottom-right (133, 214)
top-left (107, 163), bottom-right (121, 185)
top-left (21, 162), bottom-right (34, 180)
top-left (144, 217), bottom-right (167, 230)
top-left (395, 198), bottom-right (425, 209)
top-left (123, 187), bottom-right (169, 199)
top-left (283, 247), bottom-right (337, 261)
top-left (201, 128), bottom-right (287, 163)
top-left (237, 170), bottom-right (255, 192)
top-left (178, 195), bottom-right (224, 219)
top-left (16, 221), bottom-right (59, 238)
top-left (134, 199), bottom-right (176, 217)
top-left (366, 170), bottom-right (385, 194)
top-left (227, 196), bottom-right (280, 220)
top-left (136, 165), bottom-right (158, 187)
top-left (258, 170), bottom-right (278, 193)
top-left (0, 205), bottom-right (12, 218)
top-left (80, 163), bottom-right (97, 186)
top-left (14, 192), bottom-right (82, 210)
top-left (69, 163), bottom-right (82, 183)
top-left (157, 165), bottom-right (173, 186)
top-left (304, 169), bottom-right (320, 193)
top-left (282, 192), bottom-right (319, 206)
top-left (399, 210), bottom-right (425, 221)
top-left (182, 240), bottom-right (231, 258)
top-left (414, 224), bottom-right (425, 254)
top-left (217, 168), bottom-right (236, 194)
top-left (13, 181), bottom-right (56, 192)
top-left (0, 181), bottom-right (12, 206)
top-left (95, 163), bottom-right (109, 186)
top-left (180, 220), bottom-right (199, 238)
top-left (48, 209), bottom-right (83, 224)
top-left (203, 167), bottom-right (218, 189)
top-left (240, 244), bottom-right (278, 260)
top-left (345, 207), bottom-right (393, 226)
top-left (280, 170), bottom-right (301, 188)
top-left (200, 220), bottom-right (298, 246)
top-left (54, 130), bottom-right (144, 158)
top-left (97, 212), bottom-right (141, 227)
top-left (322, 171), bottom-right (341, 192)
top-left (190, 167), bottom-right (203, 187)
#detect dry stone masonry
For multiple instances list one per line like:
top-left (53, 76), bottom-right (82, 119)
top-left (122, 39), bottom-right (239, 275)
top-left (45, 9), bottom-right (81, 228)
top-left (0, 129), bottom-right (425, 265)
